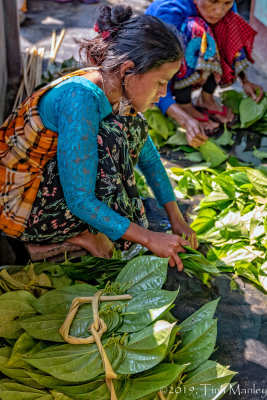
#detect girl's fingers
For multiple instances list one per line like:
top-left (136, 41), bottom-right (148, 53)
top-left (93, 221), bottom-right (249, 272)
top-left (172, 252), bottom-right (184, 271)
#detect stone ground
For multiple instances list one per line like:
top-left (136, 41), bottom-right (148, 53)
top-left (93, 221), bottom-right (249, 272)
top-left (2, 0), bottom-right (267, 399)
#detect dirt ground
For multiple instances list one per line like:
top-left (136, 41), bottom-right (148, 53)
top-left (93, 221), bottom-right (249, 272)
top-left (3, 1), bottom-right (267, 398)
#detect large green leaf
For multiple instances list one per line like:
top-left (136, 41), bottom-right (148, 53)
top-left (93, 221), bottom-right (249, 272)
top-left (240, 96), bottom-right (267, 128)
top-left (8, 332), bottom-right (37, 368)
top-left (199, 141), bottom-right (228, 168)
top-left (123, 363), bottom-right (187, 400)
top-left (0, 291), bottom-right (37, 339)
top-left (119, 289), bottom-right (179, 332)
top-left (246, 168), bottom-right (267, 197)
top-left (25, 341), bottom-right (123, 383)
top-left (0, 381), bottom-right (54, 400)
top-left (178, 299), bottom-right (219, 334)
top-left (32, 284), bottom-right (98, 315)
top-left (173, 319), bottom-right (217, 371)
top-left (117, 321), bottom-right (175, 375)
top-left (190, 209), bottom-right (217, 234)
top-left (176, 360), bottom-right (237, 399)
top-left (221, 89), bottom-right (244, 114)
top-left (50, 391), bottom-right (73, 400)
top-left (19, 314), bottom-right (66, 342)
top-left (115, 256), bottom-right (168, 294)
top-left (52, 380), bottom-right (109, 400)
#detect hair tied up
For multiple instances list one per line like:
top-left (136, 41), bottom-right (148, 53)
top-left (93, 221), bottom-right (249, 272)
top-left (94, 22), bottom-right (118, 40)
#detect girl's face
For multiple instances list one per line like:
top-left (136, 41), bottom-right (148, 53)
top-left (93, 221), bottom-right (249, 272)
top-left (195, 0), bottom-right (234, 24)
top-left (125, 60), bottom-right (181, 113)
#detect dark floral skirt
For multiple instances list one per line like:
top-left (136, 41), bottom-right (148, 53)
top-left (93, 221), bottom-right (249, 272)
top-left (20, 114), bottom-right (149, 250)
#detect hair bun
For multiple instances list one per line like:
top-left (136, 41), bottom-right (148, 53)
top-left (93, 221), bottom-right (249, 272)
top-left (110, 5), bottom-right (132, 25)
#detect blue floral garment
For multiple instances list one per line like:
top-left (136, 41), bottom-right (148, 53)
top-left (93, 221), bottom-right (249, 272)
top-left (145, 0), bottom-right (238, 114)
top-left (34, 77), bottom-right (175, 241)
top-left (174, 16), bottom-right (249, 90)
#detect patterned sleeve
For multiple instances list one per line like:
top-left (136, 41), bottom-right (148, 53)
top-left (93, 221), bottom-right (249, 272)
top-left (55, 85), bottom-right (130, 241)
top-left (137, 134), bottom-right (175, 206)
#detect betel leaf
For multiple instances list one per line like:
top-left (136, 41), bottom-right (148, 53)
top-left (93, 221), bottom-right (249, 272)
top-left (215, 211), bottom-right (245, 233)
top-left (124, 363), bottom-right (187, 400)
top-left (240, 96), bottom-right (267, 128)
top-left (166, 129), bottom-right (188, 146)
top-left (115, 256), bottom-right (168, 294)
top-left (172, 319), bottom-right (217, 372)
top-left (190, 209), bottom-right (217, 234)
top-left (199, 140), bottom-right (228, 168)
top-left (177, 360), bottom-right (237, 400)
top-left (51, 380), bottom-right (108, 400)
top-left (0, 291), bottom-right (37, 339)
top-left (0, 365), bottom-right (43, 390)
top-left (215, 125), bottom-right (235, 147)
top-left (7, 332), bottom-right (37, 369)
top-left (116, 321), bottom-right (175, 375)
top-left (118, 289), bottom-right (179, 333)
top-left (50, 391), bottom-right (73, 400)
top-left (144, 108), bottom-right (174, 140)
top-left (31, 284), bottom-right (98, 315)
top-left (19, 314), bottom-right (66, 342)
top-left (0, 381), bottom-right (54, 400)
top-left (26, 371), bottom-right (73, 389)
top-left (25, 341), bottom-right (123, 383)
top-left (245, 168), bottom-right (267, 197)
top-left (213, 174), bottom-right (236, 199)
top-left (221, 89), bottom-right (244, 114)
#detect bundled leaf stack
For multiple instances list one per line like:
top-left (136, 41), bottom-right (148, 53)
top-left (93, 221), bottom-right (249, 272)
top-left (0, 256), bottom-right (236, 399)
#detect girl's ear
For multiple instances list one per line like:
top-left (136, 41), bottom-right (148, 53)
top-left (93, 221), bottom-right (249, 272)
top-left (120, 60), bottom-right (135, 79)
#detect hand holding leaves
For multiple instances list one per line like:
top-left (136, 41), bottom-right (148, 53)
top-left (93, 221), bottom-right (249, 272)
top-left (242, 80), bottom-right (264, 103)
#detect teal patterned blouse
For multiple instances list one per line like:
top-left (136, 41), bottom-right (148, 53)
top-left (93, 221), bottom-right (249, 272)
top-left (38, 77), bottom-right (175, 240)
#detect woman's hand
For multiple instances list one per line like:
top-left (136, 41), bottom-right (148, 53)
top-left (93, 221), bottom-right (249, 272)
top-left (185, 117), bottom-right (208, 148)
top-left (164, 201), bottom-right (198, 249)
top-left (171, 219), bottom-right (198, 250)
top-left (242, 80), bottom-right (264, 103)
top-left (146, 231), bottom-right (189, 271)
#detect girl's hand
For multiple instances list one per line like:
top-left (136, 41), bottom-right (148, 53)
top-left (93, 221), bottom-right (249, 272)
top-left (242, 81), bottom-right (264, 103)
top-left (146, 231), bottom-right (189, 271)
top-left (171, 219), bottom-right (198, 250)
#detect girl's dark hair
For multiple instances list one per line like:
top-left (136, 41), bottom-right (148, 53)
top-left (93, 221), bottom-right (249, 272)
top-left (78, 5), bottom-right (183, 74)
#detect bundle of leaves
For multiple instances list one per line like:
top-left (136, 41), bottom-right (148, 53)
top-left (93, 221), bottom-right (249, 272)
top-left (0, 256), bottom-right (236, 399)
top-left (169, 163), bottom-right (267, 292)
top-left (0, 255), bottom-right (127, 295)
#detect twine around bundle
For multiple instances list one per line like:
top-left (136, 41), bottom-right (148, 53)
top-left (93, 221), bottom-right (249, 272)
top-left (59, 290), bottom-right (132, 400)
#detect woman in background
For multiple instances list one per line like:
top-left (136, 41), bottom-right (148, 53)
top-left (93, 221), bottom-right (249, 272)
top-left (146, 0), bottom-right (264, 147)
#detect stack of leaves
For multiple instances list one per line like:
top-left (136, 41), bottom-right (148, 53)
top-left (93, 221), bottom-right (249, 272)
top-left (144, 92), bottom-right (267, 166)
top-left (222, 90), bottom-right (267, 160)
top-left (144, 108), bottom-right (231, 168)
top-left (169, 163), bottom-right (267, 292)
top-left (0, 256), bottom-right (236, 399)
top-left (0, 255), bottom-right (127, 295)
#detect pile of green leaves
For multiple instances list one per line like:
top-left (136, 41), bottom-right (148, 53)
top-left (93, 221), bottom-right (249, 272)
top-left (0, 256), bottom-right (236, 399)
top-left (144, 92), bottom-right (267, 166)
top-left (0, 255), bottom-right (127, 295)
top-left (144, 107), bottom-right (228, 168)
top-left (169, 163), bottom-right (267, 292)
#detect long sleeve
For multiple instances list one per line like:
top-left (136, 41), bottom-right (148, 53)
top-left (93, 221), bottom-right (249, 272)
top-left (138, 134), bottom-right (175, 206)
top-left (39, 79), bottom-right (130, 241)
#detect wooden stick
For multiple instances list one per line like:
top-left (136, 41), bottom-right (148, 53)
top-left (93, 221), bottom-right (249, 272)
top-left (50, 30), bottom-right (56, 60)
top-left (49, 28), bottom-right (66, 65)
